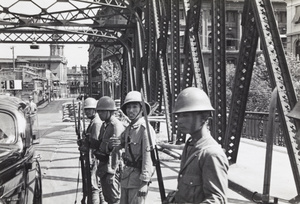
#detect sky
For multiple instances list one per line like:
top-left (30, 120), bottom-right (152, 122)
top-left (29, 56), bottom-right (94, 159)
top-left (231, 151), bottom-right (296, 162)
top-left (0, 43), bottom-right (90, 68)
top-left (0, 0), bottom-right (95, 68)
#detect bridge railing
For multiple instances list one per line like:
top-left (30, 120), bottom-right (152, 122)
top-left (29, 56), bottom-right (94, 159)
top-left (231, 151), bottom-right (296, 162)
top-left (241, 111), bottom-right (285, 146)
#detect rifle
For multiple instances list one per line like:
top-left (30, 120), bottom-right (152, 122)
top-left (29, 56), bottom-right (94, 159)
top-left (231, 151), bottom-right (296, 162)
top-left (140, 89), bottom-right (166, 202)
top-left (73, 100), bottom-right (92, 204)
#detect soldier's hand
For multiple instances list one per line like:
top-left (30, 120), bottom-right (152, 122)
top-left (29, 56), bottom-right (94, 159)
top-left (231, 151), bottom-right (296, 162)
top-left (108, 135), bottom-right (121, 150)
top-left (77, 139), bottom-right (88, 152)
top-left (137, 181), bottom-right (148, 197)
top-left (77, 139), bottom-right (84, 147)
top-left (106, 173), bottom-right (114, 184)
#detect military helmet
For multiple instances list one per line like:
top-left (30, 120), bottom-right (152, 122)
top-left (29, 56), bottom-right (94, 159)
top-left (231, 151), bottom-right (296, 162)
top-left (121, 91), bottom-right (151, 115)
top-left (287, 101), bottom-right (300, 120)
top-left (173, 87), bottom-right (214, 113)
top-left (96, 96), bottom-right (117, 111)
top-left (83, 97), bottom-right (97, 109)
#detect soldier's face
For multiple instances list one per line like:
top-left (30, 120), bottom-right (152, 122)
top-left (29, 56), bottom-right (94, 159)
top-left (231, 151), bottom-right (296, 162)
top-left (126, 102), bottom-right (142, 120)
top-left (177, 112), bottom-right (202, 134)
top-left (84, 108), bottom-right (95, 119)
top-left (97, 110), bottom-right (111, 121)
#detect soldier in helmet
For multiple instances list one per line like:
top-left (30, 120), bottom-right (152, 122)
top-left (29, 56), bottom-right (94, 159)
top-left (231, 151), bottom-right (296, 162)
top-left (90, 96), bottom-right (125, 204)
top-left (109, 91), bottom-right (156, 204)
top-left (81, 97), bottom-right (104, 204)
top-left (167, 87), bottom-right (229, 203)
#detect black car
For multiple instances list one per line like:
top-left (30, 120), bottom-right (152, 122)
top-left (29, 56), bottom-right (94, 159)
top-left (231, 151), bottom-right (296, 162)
top-left (0, 95), bottom-right (42, 204)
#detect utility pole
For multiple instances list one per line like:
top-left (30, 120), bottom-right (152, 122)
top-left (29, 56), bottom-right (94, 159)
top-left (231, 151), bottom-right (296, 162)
top-left (11, 46), bottom-right (15, 71)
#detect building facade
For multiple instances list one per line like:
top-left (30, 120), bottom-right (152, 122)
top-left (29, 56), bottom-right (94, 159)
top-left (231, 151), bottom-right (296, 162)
top-left (0, 44), bottom-right (68, 100)
top-left (67, 65), bottom-right (88, 98)
top-left (286, 0), bottom-right (300, 59)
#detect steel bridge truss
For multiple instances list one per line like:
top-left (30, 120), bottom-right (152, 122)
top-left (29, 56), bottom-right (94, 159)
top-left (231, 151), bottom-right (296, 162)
top-left (0, 0), bottom-right (299, 198)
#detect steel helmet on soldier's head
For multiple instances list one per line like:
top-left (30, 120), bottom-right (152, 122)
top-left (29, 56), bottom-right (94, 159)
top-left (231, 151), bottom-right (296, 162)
top-left (96, 96), bottom-right (117, 111)
top-left (287, 101), bottom-right (300, 120)
top-left (121, 91), bottom-right (151, 115)
top-left (84, 97), bottom-right (97, 109)
top-left (173, 87), bottom-right (214, 113)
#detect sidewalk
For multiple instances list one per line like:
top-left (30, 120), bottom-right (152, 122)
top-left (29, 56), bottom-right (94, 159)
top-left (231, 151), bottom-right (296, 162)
top-left (228, 138), bottom-right (297, 203)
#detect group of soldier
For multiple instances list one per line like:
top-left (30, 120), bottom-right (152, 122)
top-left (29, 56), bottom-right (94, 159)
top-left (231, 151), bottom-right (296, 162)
top-left (79, 90), bottom-right (157, 204)
top-left (78, 87), bottom-right (232, 204)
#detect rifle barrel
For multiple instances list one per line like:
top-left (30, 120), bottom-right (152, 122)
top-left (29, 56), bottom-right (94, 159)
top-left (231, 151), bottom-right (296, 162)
top-left (140, 89), bottom-right (166, 202)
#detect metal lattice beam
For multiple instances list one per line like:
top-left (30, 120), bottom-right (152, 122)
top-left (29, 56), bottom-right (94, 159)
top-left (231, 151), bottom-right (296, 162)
top-left (211, 0), bottom-right (227, 145)
top-left (224, 1), bottom-right (259, 163)
top-left (252, 0), bottom-right (300, 194)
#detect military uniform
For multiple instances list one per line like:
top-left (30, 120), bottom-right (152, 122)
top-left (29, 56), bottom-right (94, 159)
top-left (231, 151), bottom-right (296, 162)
top-left (94, 115), bottom-right (125, 204)
top-left (86, 113), bottom-right (103, 204)
top-left (170, 87), bottom-right (229, 204)
top-left (119, 117), bottom-right (156, 204)
top-left (174, 135), bottom-right (229, 203)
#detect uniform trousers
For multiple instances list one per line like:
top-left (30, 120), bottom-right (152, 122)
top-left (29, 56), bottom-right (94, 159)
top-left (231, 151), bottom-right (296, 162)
top-left (99, 167), bottom-right (121, 204)
top-left (120, 188), bottom-right (146, 204)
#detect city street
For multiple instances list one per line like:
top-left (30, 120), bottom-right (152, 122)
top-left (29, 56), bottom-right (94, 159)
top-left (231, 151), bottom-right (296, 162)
top-left (35, 99), bottom-right (296, 204)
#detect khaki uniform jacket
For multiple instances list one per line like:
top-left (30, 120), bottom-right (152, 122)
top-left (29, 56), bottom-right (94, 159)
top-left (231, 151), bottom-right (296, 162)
top-left (86, 114), bottom-right (102, 166)
top-left (97, 115), bottom-right (125, 177)
top-left (120, 117), bottom-right (156, 189)
top-left (174, 134), bottom-right (229, 204)
top-left (86, 114), bottom-right (102, 140)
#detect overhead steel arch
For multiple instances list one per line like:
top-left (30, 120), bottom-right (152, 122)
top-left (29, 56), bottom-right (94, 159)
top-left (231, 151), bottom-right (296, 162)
top-left (0, 0), bottom-right (142, 44)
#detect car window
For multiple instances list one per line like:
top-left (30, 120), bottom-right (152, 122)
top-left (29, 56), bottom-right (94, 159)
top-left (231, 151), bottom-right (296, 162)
top-left (0, 112), bottom-right (16, 144)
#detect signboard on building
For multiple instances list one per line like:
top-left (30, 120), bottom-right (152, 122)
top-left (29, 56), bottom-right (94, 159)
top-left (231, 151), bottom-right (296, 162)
top-left (2, 80), bottom-right (23, 90)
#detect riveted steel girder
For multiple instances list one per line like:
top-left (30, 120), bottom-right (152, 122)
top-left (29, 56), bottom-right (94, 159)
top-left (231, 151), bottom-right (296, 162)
top-left (0, 0), bottom-right (136, 44)
top-left (211, 0), bottom-right (227, 146)
top-left (182, 0), bottom-right (207, 91)
top-left (170, 0), bottom-right (181, 143)
top-left (252, 0), bottom-right (300, 194)
top-left (151, 0), bottom-right (172, 141)
top-left (224, 1), bottom-right (259, 163)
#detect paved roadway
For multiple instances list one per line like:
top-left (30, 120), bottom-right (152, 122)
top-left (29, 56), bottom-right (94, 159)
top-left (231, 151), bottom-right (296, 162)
top-left (35, 98), bottom-right (297, 204)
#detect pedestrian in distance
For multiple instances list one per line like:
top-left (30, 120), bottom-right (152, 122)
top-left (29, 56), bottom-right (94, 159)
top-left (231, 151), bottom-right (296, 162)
top-left (109, 91), bottom-right (156, 204)
top-left (165, 87), bottom-right (229, 203)
top-left (26, 95), bottom-right (37, 126)
top-left (80, 97), bottom-right (105, 204)
top-left (90, 96), bottom-right (125, 204)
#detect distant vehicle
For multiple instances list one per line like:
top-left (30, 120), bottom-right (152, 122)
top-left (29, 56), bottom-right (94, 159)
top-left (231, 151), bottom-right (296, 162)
top-left (0, 95), bottom-right (42, 204)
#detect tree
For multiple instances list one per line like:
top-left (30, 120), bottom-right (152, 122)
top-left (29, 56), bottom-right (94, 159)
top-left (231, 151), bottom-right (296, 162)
top-left (226, 53), bottom-right (300, 113)
top-left (285, 52), bottom-right (300, 100)
top-left (97, 60), bottom-right (121, 98)
top-left (226, 54), bottom-right (272, 112)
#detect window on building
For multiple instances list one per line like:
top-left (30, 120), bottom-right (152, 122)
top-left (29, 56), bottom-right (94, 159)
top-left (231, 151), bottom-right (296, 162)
top-left (226, 34), bottom-right (236, 50)
top-left (292, 6), bottom-right (300, 24)
top-left (296, 40), bottom-right (300, 60)
top-left (277, 11), bottom-right (286, 23)
top-left (208, 32), bottom-right (212, 49)
top-left (179, 8), bottom-right (185, 20)
top-left (226, 11), bottom-right (236, 22)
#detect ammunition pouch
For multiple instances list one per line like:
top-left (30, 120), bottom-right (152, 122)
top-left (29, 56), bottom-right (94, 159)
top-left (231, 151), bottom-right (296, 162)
top-left (123, 158), bottom-right (142, 169)
top-left (94, 151), bottom-right (109, 163)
